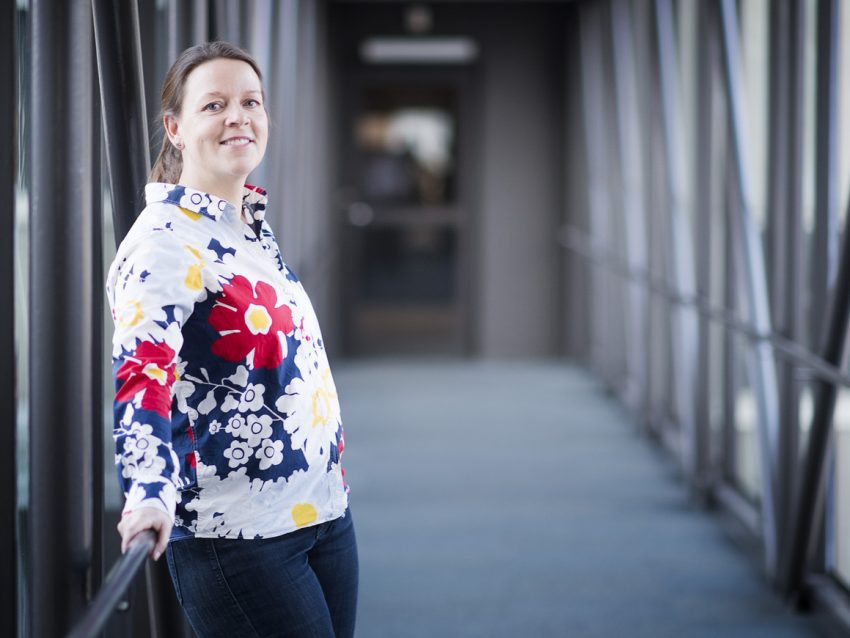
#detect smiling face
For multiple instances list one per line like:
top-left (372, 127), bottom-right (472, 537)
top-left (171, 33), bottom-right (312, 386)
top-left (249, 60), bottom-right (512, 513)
top-left (164, 58), bottom-right (269, 202)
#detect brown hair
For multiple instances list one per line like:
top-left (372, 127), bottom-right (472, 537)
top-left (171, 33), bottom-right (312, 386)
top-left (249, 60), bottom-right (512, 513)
top-left (150, 41), bottom-right (266, 184)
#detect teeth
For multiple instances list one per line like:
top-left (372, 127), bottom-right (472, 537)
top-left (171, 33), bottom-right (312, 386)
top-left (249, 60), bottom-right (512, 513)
top-left (223, 138), bottom-right (250, 146)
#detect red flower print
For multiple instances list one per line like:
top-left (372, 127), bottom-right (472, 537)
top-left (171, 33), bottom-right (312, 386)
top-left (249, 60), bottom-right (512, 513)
top-left (208, 275), bottom-right (294, 369)
top-left (115, 341), bottom-right (177, 417)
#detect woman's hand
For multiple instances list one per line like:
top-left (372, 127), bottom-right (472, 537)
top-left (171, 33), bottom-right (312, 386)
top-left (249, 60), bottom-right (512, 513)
top-left (117, 507), bottom-right (173, 560)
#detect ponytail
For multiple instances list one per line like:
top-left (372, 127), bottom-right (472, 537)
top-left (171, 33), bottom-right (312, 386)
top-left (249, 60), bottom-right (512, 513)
top-left (150, 134), bottom-right (183, 184)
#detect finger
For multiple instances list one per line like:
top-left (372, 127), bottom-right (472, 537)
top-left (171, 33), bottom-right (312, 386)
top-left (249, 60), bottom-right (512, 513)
top-left (120, 526), bottom-right (135, 554)
top-left (153, 522), bottom-right (170, 561)
top-left (121, 517), bottom-right (151, 555)
top-left (120, 521), bottom-right (141, 555)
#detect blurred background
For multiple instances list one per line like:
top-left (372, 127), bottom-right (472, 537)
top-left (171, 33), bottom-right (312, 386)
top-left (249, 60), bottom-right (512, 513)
top-left (6, 0), bottom-right (850, 636)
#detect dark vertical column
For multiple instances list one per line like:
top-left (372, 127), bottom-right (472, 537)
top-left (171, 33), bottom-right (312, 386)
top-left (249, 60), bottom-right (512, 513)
top-left (0, 0), bottom-right (17, 635)
top-left (28, 0), bottom-right (97, 635)
top-left (781, 0), bottom-right (842, 600)
top-left (773, 0), bottom-right (806, 569)
top-left (810, 0), bottom-right (839, 345)
top-left (764, 2), bottom-right (789, 314)
top-left (89, 50), bottom-right (104, 608)
top-left (168, 0), bottom-right (208, 64)
top-left (92, 0), bottom-right (151, 243)
top-left (722, 165), bottom-right (737, 485)
top-left (213, 0), bottom-right (243, 44)
top-left (693, 0), bottom-right (717, 494)
top-left (138, 1), bottom-right (166, 169)
top-left (808, 0), bottom-right (841, 575)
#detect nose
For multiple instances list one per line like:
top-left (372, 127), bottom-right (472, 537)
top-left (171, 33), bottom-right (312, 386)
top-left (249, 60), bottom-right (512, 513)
top-left (224, 104), bottom-right (250, 127)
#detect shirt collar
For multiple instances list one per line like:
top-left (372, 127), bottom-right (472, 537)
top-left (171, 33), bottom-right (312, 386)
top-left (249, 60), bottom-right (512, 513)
top-left (145, 182), bottom-right (268, 223)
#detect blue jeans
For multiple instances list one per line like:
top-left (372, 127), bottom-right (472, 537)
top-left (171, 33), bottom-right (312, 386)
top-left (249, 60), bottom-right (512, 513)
top-left (165, 509), bottom-right (358, 638)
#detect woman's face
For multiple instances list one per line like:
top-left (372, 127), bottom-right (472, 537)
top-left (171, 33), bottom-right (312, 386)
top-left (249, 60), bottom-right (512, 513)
top-left (166, 58), bottom-right (269, 192)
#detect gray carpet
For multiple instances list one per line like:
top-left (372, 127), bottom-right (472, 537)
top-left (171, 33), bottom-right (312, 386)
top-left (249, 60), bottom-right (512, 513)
top-left (334, 360), bottom-right (826, 638)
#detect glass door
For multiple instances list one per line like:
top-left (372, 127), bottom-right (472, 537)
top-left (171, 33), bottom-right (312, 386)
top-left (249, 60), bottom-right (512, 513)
top-left (339, 71), bottom-right (471, 356)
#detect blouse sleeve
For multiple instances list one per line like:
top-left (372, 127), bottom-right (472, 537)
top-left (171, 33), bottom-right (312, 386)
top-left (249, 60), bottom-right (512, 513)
top-left (106, 232), bottom-right (201, 519)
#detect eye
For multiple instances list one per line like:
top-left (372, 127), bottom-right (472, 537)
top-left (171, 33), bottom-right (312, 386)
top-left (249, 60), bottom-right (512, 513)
top-left (203, 102), bottom-right (223, 112)
top-left (244, 98), bottom-right (261, 108)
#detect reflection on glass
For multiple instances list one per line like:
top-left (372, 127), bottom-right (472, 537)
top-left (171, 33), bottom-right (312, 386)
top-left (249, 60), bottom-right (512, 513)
top-left (356, 91), bottom-right (455, 206)
top-left (732, 339), bottom-right (762, 503)
top-left (348, 85), bottom-right (461, 356)
top-left (830, 388), bottom-right (850, 588)
top-left (360, 227), bottom-right (455, 303)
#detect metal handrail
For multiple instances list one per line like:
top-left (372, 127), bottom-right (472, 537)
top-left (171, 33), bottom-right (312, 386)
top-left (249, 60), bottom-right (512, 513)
top-left (558, 224), bottom-right (850, 390)
top-left (65, 530), bottom-right (156, 638)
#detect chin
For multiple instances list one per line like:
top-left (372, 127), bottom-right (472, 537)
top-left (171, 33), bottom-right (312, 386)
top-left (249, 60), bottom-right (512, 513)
top-left (226, 161), bottom-right (261, 179)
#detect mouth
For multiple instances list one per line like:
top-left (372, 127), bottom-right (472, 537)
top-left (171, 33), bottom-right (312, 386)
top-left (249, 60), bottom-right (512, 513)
top-left (220, 136), bottom-right (254, 147)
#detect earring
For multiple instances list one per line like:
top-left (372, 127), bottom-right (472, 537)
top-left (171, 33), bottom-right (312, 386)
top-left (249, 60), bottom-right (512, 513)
top-left (174, 140), bottom-right (184, 150)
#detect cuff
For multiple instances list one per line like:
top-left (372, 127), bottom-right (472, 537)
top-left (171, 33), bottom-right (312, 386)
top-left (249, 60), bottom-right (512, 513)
top-left (123, 479), bottom-right (178, 520)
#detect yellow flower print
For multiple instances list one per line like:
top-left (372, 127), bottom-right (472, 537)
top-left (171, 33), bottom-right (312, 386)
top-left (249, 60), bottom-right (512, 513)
top-left (184, 245), bottom-right (204, 291)
top-left (179, 206), bottom-right (202, 221)
top-left (311, 369), bottom-right (338, 428)
top-left (142, 362), bottom-right (168, 384)
top-left (277, 366), bottom-right (342, 456)
top-left (116, 300), bottom-right (144, 327)
top-left (245, 304), bottom-right (273, 335)
top-left (291, 503), bottom-right (317, 528)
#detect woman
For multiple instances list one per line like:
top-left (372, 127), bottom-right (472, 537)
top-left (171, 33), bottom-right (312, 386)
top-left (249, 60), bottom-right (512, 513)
top-left (106, 41), bottom-right (357, 638)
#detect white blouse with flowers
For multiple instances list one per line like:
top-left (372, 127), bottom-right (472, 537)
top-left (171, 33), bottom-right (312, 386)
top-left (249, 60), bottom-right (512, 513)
top-left (106, 183), bottom-right (349, 540)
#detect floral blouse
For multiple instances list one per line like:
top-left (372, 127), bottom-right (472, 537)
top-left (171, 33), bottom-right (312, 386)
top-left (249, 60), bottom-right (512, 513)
top-left (107, 183), bottom-right (348, 540)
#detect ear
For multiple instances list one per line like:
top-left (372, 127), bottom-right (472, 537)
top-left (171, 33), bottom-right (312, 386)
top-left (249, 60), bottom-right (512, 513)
top-left (163, 114), bottom-right (181, 146)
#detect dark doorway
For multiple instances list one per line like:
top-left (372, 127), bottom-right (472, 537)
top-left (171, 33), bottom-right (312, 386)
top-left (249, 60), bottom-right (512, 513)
top-left (332, 17), bottom-right (478, 357)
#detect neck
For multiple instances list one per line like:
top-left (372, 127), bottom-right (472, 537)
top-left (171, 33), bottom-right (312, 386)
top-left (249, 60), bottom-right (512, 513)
top-left (178, 171), bottom-right (244, 209)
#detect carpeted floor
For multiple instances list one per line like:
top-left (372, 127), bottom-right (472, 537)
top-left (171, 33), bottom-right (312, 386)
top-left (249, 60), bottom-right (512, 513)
top-left (334, 359), bottom-right (827, 638)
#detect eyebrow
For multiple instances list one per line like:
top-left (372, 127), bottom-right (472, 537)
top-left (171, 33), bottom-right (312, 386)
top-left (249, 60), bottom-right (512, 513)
top-left (200, 90), bottom-right (262, 99)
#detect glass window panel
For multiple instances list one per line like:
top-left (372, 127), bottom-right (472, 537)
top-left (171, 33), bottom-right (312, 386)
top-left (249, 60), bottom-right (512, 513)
top-left (740, 0), bottom-right (769, 232)
top-left (830, 387), bottom-right (850, 587)
top-left (359, 226), bottom-right (455, 303)
top-left (678, 0), bottom-right (698, 228)
top-left (828, 0), bottom-right (850, 593)
top-left (355, 87), bottom-right (456, 207)
top-left (101, 167), bottom-right (121, 515)
top-left (732, 339), bottom-right (762, 503)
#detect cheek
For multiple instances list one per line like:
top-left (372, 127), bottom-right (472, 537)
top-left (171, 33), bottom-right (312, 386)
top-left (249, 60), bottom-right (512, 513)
top-left (256, 114), bottom-right (269, 138)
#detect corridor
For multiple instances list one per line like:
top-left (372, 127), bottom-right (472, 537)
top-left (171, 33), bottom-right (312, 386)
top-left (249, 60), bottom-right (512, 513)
top-left (337, 360), bottom-right (825, 637)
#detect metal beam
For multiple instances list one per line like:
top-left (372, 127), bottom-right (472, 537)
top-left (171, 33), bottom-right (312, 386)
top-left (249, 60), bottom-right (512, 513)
top-left (577, 2), bottom-right (615, 387)
top-left (717, 0), bottom-right (780, 577)
top-left (771, 0), bottom-right (806, 577)
top-left (89, 48), bottom-right (105, 613)
top-left (810, 0), bottom-right (840, 345)
top-left (654, 0), bottom-right (699, 478)
top-left (168, 0), bottom-right (208, 65)
top-left (92, 0), bottom-right (151, 244)
top-left (610, 0), bottom-right (649, 415)
top-left (213, 0), bottom-right (243, 44)
top-left (781, 197), bottom-right (850, 599)
top-left (0, 0), bottom-right (17, 635)
top-left (693, 0), bottom-right (720, 493)
top-left (781, 0), bottom-right (842, 600)
top-left (28, 0), bottom-right (97, 634)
